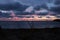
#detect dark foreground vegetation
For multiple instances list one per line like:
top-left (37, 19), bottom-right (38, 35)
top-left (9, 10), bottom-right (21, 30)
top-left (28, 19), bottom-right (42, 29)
top-left (0, 29), bottom-right (60, 40)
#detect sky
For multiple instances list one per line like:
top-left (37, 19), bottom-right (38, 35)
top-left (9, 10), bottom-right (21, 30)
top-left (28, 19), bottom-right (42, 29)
top-left (0, 0), bottom-right (60, 14)
top-left (0, 0), bottom-right (60, 21)
top-left (18, 0), bottom-right (48, 6)
top-left (0, 0), bottom-right (53, 6)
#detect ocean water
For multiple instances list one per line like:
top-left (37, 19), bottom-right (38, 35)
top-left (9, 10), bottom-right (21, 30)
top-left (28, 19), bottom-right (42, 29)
top-left (0, 21), bottom-right (60, 29)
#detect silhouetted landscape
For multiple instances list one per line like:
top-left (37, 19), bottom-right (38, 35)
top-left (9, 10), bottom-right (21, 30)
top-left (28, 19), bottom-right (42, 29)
top-left (1, 29), bottom-right (60, 40)
top-left (0, 0), bottom-right (60, 40)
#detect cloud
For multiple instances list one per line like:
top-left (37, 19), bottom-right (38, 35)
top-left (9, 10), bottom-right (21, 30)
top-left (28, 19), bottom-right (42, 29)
top-left (54, 0), bottom-right (60, 5)
top-left (16, 0), bottom-right (49, 6)
top-left (24, 6), bottom-right (34, 13)
top-left (0, 0), bottom-right (13, 4)
top-left (50, 6), bottom-right (60, 14)
top-left (48, 1), bottom-right (60, 14)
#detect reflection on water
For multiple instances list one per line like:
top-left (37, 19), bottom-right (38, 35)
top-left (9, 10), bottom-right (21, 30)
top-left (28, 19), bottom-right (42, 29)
top-left (0, 21), bottom-right (60, 29)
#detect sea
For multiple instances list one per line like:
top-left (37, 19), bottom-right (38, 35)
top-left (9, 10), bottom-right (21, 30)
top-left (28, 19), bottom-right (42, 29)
top-left (0, 21), bottom-right (60, 29)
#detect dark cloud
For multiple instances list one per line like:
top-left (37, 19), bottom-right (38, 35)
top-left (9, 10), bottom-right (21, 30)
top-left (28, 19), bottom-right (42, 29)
top-left (54, 0), bottom-right (60, 5)
top-left (0, 2), bottom-right (29, 11)
top-left (0, 0), bottom-right (60, 15)
top-left (50, 6), bottom-right (60, 14)
top-left (49, 0), bottom-right (60, 14)
top-left (0, 0), bottom-right (51, 6)
top-left (0, 0), bottom-right (16, 4)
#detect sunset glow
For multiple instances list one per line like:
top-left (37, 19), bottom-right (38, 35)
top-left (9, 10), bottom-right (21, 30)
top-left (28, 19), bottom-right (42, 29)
top-left (0, 15), bottom-right (59, 21)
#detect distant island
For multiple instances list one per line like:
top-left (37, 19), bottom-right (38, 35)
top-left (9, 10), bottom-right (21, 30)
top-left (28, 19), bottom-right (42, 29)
top-left (53, 19), bottom-right (60, 22)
